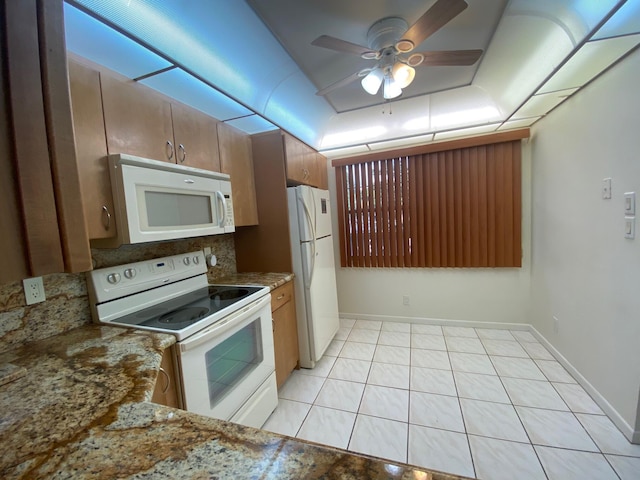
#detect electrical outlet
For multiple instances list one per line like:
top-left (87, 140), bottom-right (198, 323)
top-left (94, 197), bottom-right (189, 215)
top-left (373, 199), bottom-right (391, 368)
top-left (553, 316), bottom-right (559, 334)
top-left (23, 277), bottom-right (46, 305)
top-left (403, 295), bottom-right (410, 306)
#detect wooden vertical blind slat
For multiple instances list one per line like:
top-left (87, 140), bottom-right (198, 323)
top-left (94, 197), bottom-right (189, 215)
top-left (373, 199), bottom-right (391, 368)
top-left (336, 139), bottom-right (522, 268)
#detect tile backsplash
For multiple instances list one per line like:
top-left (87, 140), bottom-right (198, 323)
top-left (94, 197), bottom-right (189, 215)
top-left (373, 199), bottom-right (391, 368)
top-left (0, 234), bottom-right (236, 354)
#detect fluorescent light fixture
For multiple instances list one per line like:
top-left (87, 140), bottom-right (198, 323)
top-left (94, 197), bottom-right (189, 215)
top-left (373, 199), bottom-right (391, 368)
top-left (361, 68), bottom-right (384, 95)
top-left (321, 126), bottom-right (387, 148)
top-left (431, 106), bottom-right (501, 129)
top-left (403, 116), bottom-right (431, 131)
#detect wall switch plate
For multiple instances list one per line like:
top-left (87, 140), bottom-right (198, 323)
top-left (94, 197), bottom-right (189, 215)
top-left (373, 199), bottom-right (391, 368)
top-left (23, 277), bottom-right (46, 305)
top-left (624, 216), bottom-right (635, 239)
top-left (553, 316), bottom-right (559, 334)
top-left (624, 192), bottom-right (635, 215)
top-left (602, 178), bottom-right (612, 199)
top-left (402, 295), bottom-right (410, 306)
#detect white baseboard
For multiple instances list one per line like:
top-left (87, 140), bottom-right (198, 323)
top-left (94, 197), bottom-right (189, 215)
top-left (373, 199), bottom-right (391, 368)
top-left (339, 312), bottom-right (531, 331)
top-left (529, 326), bottom-right (639, 444)
top-left (339, 312), bottom-right (639, 444)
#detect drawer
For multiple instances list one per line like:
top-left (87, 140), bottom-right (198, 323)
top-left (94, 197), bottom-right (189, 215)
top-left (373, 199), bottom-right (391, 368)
top-left (271, 281), bottom-right (293, 312)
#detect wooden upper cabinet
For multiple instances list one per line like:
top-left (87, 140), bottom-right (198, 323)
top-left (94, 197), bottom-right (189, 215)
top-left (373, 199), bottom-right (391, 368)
top-left (283, 132), bottom-right (307, 185)
top-left (217, 122), bottom-right (259, 227)
top-left (100, 73), bottom-right (175, 162)
top-left (68, 59), bottom-right (115, 240)
top-left (283, 132), bottom-right (328, 189)
top-left (170, 102), bottom-right (221, 172)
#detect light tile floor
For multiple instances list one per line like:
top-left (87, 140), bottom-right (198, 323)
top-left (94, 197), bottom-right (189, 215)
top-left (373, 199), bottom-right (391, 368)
top-left (263, 319), bottom-right (640, 479)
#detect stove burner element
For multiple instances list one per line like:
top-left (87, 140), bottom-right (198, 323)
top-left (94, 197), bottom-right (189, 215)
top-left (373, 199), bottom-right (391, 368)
top-left (136, 307), bottom-right (168, 318)
top-left (158, 307), bottom-right (209, 324)
top-left (209, 288), bottom-right (251, 301)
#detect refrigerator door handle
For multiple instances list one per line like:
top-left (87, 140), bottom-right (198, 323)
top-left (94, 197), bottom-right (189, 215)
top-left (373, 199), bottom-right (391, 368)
top-left (300, 196), bottom-right (316, 287)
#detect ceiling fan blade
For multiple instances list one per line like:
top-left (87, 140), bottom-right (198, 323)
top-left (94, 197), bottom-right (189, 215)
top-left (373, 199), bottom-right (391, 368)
top-left (413, 49), bottom-right (483, 66)
top-left (401, 0), bottom-right (468, 48)
top-left (312, 35), bottom-right (375, 57)
top-left (316, 71), bottom-right (362, 96)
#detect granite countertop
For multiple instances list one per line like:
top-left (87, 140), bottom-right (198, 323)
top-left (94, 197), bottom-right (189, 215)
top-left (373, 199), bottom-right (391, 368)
top-left (0, 324), bottom-right (470, 480)
top-left (213, 272), bottom-right (294, 290)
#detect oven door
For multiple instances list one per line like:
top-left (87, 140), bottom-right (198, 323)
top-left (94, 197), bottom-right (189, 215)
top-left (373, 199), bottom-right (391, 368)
top-left (176, 293), bottom-right (275, 423)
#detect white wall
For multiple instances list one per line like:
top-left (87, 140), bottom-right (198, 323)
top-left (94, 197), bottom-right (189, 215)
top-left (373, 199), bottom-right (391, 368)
top-left (528, 49), bottom-right (640, 436)
top-left (328, 131), bottom-right (532, 326)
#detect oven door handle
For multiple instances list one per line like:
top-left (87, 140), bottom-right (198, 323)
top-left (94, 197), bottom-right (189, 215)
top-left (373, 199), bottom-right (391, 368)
top-left (178, 294), bottom-right (271, 353)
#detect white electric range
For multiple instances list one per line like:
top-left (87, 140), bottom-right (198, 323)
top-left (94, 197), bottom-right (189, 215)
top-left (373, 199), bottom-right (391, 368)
top-left (87, 250), bottom-right (278, 428)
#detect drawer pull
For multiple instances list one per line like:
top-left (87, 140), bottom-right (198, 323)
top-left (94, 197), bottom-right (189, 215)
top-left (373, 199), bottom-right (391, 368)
top-left (276, 294), bottom-right (285, 300)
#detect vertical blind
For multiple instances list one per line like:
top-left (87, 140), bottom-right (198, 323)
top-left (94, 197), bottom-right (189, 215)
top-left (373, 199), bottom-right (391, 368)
top-left (335, 140), bottom-right (522, 268)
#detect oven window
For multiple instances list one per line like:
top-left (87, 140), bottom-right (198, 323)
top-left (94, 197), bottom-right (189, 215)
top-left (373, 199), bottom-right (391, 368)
top-left (145, 191), bottom-right (212, 226)
top-left (205, 319), bottom-right (264, 407)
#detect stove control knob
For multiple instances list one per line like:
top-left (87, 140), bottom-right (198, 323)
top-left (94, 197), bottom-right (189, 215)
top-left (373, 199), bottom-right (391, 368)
top-left (193, 256), bottom-right (200, 265)
top-left (183, 257), bottom-right (191, 266)
top-left (124, 268), bottom-right (136, 279)
top-left (106, 272), bottom-right (121, 284)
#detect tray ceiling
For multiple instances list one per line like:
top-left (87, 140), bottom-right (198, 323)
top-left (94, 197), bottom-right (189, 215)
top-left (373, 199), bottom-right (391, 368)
top-left (65, 0), bottom-right (640, 153)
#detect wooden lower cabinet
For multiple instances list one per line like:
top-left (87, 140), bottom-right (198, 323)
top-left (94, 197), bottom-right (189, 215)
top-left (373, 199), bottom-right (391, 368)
top-left (271, 282), bottom-right (299, 388)
top-left (152, 346), bottom-right (182, 409)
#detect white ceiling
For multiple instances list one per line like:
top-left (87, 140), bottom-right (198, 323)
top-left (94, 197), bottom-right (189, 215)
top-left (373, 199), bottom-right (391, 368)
top-left (65, 0), bottom-right (640, 156)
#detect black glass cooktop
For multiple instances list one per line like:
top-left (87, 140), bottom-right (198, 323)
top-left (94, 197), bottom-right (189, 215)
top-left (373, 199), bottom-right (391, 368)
top-left (115, 285), bottom-right (265, 331)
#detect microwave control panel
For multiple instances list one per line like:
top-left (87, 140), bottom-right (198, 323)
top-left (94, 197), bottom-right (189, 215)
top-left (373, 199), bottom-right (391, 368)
top-left (224, 195), bottom-right (235, 228)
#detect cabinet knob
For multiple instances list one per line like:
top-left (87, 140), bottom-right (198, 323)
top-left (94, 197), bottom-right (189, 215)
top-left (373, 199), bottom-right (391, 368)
top-left (166, 140), bottom-right (174, 160)
top-left (178, 144), bottom-right (186, 163)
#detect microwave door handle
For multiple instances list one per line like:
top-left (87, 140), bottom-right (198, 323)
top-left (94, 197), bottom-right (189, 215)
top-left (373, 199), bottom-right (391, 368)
top-left (215, 191), bottom-right (226, 227)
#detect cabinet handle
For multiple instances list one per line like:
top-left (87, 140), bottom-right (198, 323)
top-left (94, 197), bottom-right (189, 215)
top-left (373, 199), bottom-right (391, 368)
top-left (166, 140), bottom-right (174, 160)
top-left (102, 205), bottom-right (111, 230)
top-left (276, 294), bottom-right (285, 300)
top-left (178, 144), bottom-right (186, 163)
top-left (303, 168), bottom-right (309, 179)
top-left (158, 367), bottom-right (170, 394)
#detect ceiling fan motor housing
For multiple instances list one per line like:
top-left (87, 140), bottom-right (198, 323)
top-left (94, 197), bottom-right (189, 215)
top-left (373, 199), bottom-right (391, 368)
top-left (367, 17), bottom-right (409, 52)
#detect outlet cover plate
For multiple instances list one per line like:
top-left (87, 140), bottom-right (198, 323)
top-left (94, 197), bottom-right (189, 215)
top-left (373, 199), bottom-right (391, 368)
top-left (23, 277), bottom-right (46, 305)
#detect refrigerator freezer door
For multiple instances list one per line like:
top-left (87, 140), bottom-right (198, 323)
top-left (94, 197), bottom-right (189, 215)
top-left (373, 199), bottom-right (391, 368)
top-left (301, 235), bottom-right (340, 363)
top-left (295, 186), bottom-right (333, 242)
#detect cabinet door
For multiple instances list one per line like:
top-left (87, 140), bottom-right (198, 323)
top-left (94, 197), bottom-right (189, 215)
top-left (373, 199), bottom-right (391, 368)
top-left (312, 151), bottom-right (329, 190)
top-left (171, 102), bottom-right (221, 172)
top-left (217, 122), bottom-right (258, 226)
top-left (68, 60), bottom-right (115, 240)
top-left (152, 347), bottom-right (182, 409)
top-left (101, 74), bottom-right (174, 162)
top-left (283, 132), bottom-right (307, 185)
top-left (272, 283), bottom-right (299, 388)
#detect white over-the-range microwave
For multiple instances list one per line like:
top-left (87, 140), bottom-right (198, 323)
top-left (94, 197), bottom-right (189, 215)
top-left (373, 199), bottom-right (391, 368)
top-left (92, 154), bottom-right (235, 248)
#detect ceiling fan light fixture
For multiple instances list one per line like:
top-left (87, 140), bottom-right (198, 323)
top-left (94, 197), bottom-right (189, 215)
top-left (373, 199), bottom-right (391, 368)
top-left (395, 39), bottom-right (414, 53)
top-left (361, 67), bottom-right (384, 95)
top-left (392, 62), bottom-right (415, 89)
top-left (407, 53), bottom-right (424, 67)
top-left (383, 75), bottom-right (402, 99)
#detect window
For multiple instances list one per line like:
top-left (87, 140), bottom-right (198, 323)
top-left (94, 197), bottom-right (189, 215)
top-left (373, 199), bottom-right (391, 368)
top-left (334, 133), bottom-right (526, 268)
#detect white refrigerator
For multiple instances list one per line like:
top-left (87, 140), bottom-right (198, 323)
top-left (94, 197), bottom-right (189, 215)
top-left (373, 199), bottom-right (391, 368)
top-left (287, 185), bottom-right (340, 369)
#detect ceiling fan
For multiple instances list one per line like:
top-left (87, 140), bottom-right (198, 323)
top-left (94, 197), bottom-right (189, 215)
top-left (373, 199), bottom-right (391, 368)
top-left (312, 0), bottom-right (483, 99)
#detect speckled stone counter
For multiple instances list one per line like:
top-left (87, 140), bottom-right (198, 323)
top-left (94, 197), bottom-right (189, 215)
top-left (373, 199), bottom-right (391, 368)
top-left (0, 324), bottom-right (470, 480)
top-left (214, 272), bottom-right (295, 290)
